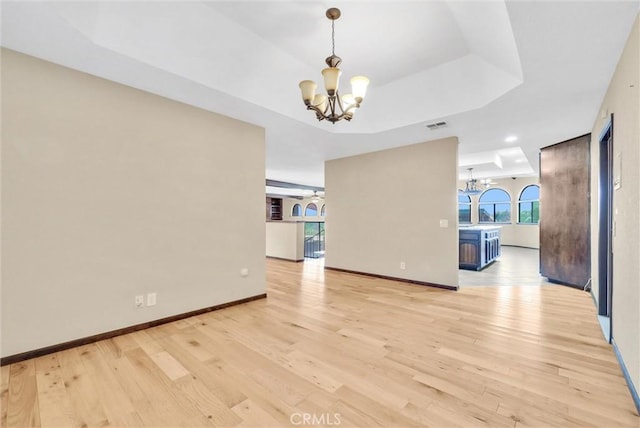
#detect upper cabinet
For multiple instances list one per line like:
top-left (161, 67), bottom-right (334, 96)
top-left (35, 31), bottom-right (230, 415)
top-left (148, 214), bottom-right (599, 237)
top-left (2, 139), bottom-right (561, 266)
top-left (266, 197), bottom-right (282, 221)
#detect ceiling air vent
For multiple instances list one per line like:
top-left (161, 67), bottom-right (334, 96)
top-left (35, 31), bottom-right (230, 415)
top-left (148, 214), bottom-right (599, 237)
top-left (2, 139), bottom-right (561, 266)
top-left (425, 121), bottom-right (448, 130)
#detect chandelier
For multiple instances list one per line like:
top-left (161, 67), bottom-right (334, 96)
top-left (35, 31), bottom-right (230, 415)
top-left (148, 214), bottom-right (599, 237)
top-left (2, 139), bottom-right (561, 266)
top-left (298, 8), bottom-right (369, 124)
top-left (462, 168), bottom-right (484, 195)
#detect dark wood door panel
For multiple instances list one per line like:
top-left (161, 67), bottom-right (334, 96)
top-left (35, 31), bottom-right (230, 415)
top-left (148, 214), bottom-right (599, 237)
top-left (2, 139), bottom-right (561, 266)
top-left (539, 134), bottom-right (591, 287)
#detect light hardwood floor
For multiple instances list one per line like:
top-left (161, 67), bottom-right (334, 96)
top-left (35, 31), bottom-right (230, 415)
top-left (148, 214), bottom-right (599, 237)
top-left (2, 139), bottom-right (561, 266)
top-left (3, 258), bottom-right (639, 427)
top-left (459, 246), bottom-right (545, 287)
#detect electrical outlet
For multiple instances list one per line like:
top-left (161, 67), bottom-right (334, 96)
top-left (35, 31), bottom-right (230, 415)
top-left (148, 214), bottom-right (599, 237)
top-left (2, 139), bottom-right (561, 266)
top-left (147, 293), bottom-right (157, 306)
top-left (400, 261), bottom-right (406, 270)
top-left (135, 295), bottom-right (144, 308)
top-left (240, 268), bottom-right (249, 277)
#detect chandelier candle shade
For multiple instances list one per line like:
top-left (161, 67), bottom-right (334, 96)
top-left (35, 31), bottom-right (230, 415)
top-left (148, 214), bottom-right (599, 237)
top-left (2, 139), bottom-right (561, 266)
top-left (299, 8), bottom-right (369, 123)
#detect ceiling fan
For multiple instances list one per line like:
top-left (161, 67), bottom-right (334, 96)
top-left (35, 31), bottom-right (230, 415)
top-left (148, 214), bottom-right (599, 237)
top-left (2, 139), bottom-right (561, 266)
top-left (480, 178), bottom-right (498, 188)
top-left (310, 191), bottom-right (325, 203)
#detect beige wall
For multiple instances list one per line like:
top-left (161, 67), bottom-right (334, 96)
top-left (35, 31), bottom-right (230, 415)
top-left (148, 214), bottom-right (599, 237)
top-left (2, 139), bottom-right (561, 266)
top-left (325, 138), bottom-right (459, 288)
top-left (1, 49), bottom-right (266, 357)
top-left (460, 176), bottom-right (540, 249)
top-left (589, 15), bottom-right (639, 398)
top-left (266, 222), bottom-right (304, 261)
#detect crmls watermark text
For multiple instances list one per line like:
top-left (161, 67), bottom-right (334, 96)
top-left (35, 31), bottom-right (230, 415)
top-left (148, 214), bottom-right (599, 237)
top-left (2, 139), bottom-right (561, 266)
top-left (290, 412), bottom-right (342, 426)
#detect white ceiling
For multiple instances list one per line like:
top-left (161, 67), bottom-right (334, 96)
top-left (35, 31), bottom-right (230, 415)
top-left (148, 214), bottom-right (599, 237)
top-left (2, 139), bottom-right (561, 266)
top-left (2, 1), bottom-right (638, 186)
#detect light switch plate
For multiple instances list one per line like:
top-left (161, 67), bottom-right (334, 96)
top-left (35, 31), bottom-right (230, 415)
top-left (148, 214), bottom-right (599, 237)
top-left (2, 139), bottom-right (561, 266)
top-left (146, 293), bottom-right (157, 306)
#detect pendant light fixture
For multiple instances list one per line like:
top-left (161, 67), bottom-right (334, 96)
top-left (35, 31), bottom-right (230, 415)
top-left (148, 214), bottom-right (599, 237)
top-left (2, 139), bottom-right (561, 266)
top-left (298, 8), bottom-right (369, 124)
top-left (463, 168), bottom-right (484, 195)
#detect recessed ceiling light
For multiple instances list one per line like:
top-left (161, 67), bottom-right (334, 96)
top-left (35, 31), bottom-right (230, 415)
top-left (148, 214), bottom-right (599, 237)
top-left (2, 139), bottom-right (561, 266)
top-left (504, 135), bottom-right (518, 143)
top-left (515, 158), bottom-right (526, 163)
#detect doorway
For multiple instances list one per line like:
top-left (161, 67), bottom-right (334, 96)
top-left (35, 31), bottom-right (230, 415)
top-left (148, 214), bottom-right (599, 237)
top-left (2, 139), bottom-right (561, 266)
top-left (304, 222), bottom-right (325, 259)
top-left (597, 116), bottom-right (614, 340)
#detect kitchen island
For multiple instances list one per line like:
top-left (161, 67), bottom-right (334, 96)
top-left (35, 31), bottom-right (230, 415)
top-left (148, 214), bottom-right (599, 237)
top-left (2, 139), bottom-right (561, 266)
top-left (459, 226), bottom-right (501, 271)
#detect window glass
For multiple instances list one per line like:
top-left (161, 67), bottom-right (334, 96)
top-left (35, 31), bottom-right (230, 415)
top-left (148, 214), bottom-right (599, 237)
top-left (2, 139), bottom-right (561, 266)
top-left (292, 204), bottom-right (302, 217)
top-left (458, 192), bottom-right (471, 203)
top-left (458, 191), bottom-right (471, 223)
top-left (520, 185), bottom-right (539, 201)
top-left (480, 188), bottom-right (511, 203)
top-left (518, 185), bottom-right (540, 224)
top-left (479, 188), bottom-right (511, 223)
top-left (305, 203), bottom-right (318, 216)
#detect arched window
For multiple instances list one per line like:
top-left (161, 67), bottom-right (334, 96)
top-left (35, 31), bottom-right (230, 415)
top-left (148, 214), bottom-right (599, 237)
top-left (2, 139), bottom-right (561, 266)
top-left (518, 185), bottom-right (540, 224)
top-left (291, 203), bottom-right (302, 217)
top-left (479, 188), bottom-right (511, 223)
top-left (458, 191), bottom-right (471, 224)
top-left (321, 204), bottom-right (325, 216)
top-left (305, 203), bottom-right (318, 216)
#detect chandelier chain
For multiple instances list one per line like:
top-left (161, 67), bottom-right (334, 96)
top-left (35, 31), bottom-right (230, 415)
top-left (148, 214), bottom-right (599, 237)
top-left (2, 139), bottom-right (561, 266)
top-left (331, 19), bottom-right (335, 56)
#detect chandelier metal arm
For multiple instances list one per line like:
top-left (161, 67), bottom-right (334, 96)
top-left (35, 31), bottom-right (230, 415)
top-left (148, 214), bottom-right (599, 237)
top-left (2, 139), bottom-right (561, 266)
top-left (304, 104), bottom-right (353, 123)
top-left (304, 90), bottom-right (360, 123)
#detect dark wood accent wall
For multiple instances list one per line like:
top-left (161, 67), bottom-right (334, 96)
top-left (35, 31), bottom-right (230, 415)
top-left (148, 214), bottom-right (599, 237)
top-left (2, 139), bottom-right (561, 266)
top-left (539, 134), bottom-right (591, 288)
